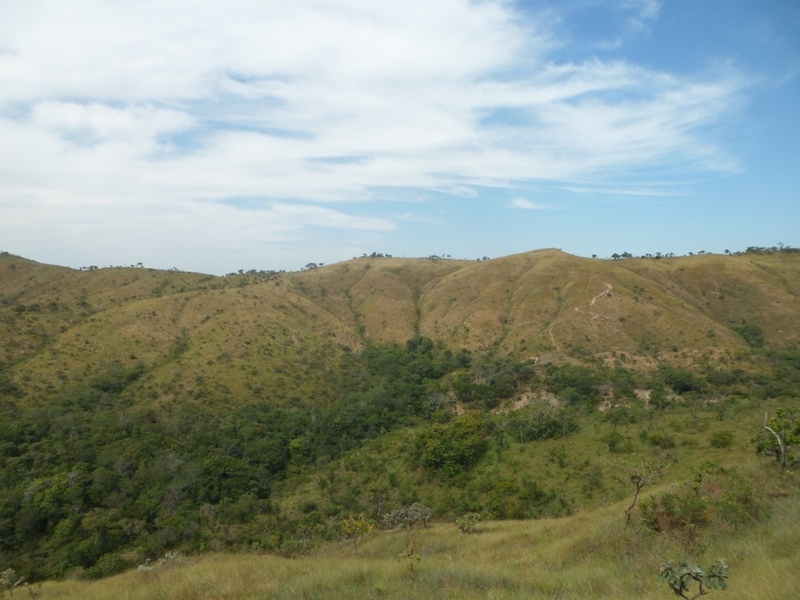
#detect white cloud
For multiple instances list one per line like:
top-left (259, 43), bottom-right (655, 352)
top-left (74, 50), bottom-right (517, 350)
top-left (0, 0), bottom-right (749, 272)
top-left (510, 198), bottom-right (552, 210)
top-left (622, 0), bottom-right (662, 30)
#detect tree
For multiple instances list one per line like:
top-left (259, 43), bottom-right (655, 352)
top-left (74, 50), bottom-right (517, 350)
top-left (624, 459), bottom-right (666, 526)
top-left (415, 413), bottom-right (488, 477)
top-left (382, 503), bottom-right (432, 530)
top-left (754, 408), bottom-right (800, 472)
top-left (339, 513), bottom-right (374, 549)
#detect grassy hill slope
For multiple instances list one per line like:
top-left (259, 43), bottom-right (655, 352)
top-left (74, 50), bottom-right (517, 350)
top-left (4, 248), bottom-right (799, 409)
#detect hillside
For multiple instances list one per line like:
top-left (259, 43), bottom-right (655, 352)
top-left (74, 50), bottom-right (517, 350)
top-left (2, 248), bottom-right (799, 408)
top-left (1, 248), bottom-right (799, 583)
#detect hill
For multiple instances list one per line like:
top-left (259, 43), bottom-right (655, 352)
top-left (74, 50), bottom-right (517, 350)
top-left (1, 247), bottom-right (799, 583)
top-left (3, 248), bottom-right (799, 409)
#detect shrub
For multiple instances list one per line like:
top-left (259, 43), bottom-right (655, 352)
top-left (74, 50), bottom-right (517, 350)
top-left (642, 488), bottom-right (710, 535)
top-left (709, 430), bottom-right (734, 449)
top-left (339, 513), bottom-right (374, 549)
top-left (640, 469), bottom-right (764, 542)
top-left (382, 503), bottom-right (432, 530)
top-left (648, 433), bottom-right (677, 449)
top-left (455, 513), bottom-right (480, 533)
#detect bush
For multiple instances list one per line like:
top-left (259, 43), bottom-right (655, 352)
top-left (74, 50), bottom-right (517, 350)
top-left (660, 365), bottom-right (705, 394)
top-left (648, 433), bottom-right (677, 449)
top-left (640, 470), bottom-right (764, 542)
top-left (455, 513), bottom-right (480, 533)
top-left (709, 430), bottom-right (734, 449)
top-left (414, 413), bottom-right (488, 476)
top-left (605, 430), bottom-right (634, 453)
top-left (382, 503), bottom-right (432, 530)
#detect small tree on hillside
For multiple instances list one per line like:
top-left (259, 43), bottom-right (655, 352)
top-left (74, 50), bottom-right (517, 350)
top-left (382, 503), bottom-right (432, 530)
top-left (753, 408), bottom-right (800, 473)
top-left (623, 459), bottom-right (666, 526)
top-left (340, 513), bottom-right (374, 549)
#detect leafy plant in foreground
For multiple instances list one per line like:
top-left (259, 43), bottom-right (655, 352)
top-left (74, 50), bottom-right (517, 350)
top-left (658, 559), bottom-right (730, 599)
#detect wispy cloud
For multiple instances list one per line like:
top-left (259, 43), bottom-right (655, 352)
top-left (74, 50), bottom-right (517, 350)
top-left (560, 185), bottom-right (686, 197)
top-left (510, 198), bottom-right (556, 210)
top-left (0, 0), bottom-right (749, 271)
top-left (622, 0), bottom-right (663, 30)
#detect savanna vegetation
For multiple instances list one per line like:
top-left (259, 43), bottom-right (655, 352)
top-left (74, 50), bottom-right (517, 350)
top-left (1, 248), bottom-right (799, 598)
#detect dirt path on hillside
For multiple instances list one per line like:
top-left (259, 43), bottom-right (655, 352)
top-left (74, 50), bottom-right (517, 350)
top-left (542, 276), bottom-right (613, 350)
top-left (574, 277), bottom-right (613, 319)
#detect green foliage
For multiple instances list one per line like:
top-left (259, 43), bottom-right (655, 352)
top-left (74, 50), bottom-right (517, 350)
top-left (709, 431), bottom-right (734, 449)
top-left (642, 486), bottom-right (711, 540)
top-left (414, 413), bottom-right (488, 477)
top-left (0, 337), bottom-right (544, 581)
top-left (647, 432), bottom-right (677, 449)
top-left (309, 337), bottom-right (465, 460)
top-left (0, 372), bottom-right (22, 399)
top-left (604, 429), bottom-right (634, 453)
top-left (497, 404), bottom-right (580, 444)
top-left (660, 364), bottom-right (706, 395)
top-left (381, 503), bottom-right (432, 530)
top-left (450, 354), bottom-right (533, 409)
top-left (455, 513), bottom-right (480, 533)
top-left (732, 322), bottom-right (764, 348)
top-left (482, 478), bottom-right (570, 520)
top-left (640, 469), bottom-right (763, 543)
top-left (658, 559), bottom-right (730, 599)
top-left (752, 407), bottom-right (800, 471)
top-left (545, 364), bottom-right (604, 407)
top-left (1, 303), bottom-right (799, 586)
top-left (339, 513), bottom-right (374, 549)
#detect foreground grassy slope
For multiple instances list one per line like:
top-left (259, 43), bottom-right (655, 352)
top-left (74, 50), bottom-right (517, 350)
top-left (28, 467), bottom-right (800, 600)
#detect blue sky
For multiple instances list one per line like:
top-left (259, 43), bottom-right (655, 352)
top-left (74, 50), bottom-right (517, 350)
top-left (1, 0), bottom-right (798, 274)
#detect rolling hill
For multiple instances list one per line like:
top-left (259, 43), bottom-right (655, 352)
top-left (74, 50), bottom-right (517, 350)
top-left (1, 247), bottom-right (799, 585)
top-left (2, 248), bottom-right (799, 409)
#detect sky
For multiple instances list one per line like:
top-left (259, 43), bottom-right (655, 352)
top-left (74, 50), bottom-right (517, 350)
top-left (1, 0), bottom-right (798, 275)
